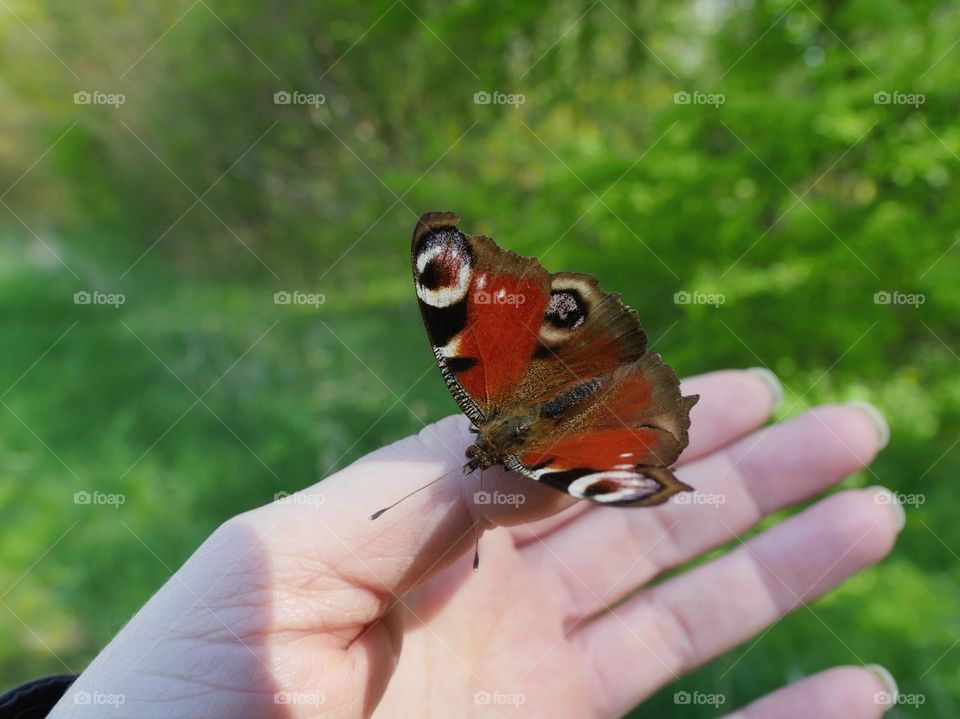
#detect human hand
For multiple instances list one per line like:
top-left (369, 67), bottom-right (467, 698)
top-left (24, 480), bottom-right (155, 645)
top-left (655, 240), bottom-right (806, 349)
top-left (50, 369), bottom-right (901, 718)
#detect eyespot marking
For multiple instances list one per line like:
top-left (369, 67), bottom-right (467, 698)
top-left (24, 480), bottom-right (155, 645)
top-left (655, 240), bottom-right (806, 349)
top-left (539, 288), bottom-right (588, 344)
top-left (414, 230), bottom-right (473, 308)
top-left (545, 290), bottom-right (586, 329)
top-left (567, 471), bottom-right (661, 503)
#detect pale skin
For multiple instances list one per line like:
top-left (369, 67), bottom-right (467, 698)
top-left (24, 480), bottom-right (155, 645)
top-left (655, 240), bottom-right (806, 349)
top-left (50, 369), bottom-right (901, 718)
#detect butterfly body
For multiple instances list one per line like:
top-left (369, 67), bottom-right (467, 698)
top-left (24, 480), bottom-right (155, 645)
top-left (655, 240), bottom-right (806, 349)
top-left (413, 212), bottom-right (698, 507)
top-left (464, 410), bottom-right (534, 471)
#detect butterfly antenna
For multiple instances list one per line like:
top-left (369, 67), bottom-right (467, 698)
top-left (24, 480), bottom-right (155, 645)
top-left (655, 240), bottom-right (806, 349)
top-left (369, 467), bottom-right (459, 520)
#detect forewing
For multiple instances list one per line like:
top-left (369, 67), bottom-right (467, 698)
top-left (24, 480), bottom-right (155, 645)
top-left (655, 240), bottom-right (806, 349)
top-left (412, 212), bottom-right (550, 420)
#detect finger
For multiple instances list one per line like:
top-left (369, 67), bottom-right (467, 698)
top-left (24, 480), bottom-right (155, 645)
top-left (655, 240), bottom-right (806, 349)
top-left (574, 488), bottom-right (901, 719)
top-left (511, 367), bottom-right (782, 545)
top-left (681, 367), bottom-right (783, 460)
top-left (722, 665), bottom-right (898, 719)
top-left (522, 403), bottom-right (889, 619)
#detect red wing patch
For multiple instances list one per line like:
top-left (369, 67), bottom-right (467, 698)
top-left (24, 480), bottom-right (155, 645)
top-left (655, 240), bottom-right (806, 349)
top-left (453, 271), bottom-right (549, 407)
top-left (519, 427), bottom-right (678, 471)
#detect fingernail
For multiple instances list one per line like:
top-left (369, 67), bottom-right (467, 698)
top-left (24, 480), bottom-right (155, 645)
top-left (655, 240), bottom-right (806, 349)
top-left (867, 486), bottom-right (906, 531)
top-left (849, 401), bottom-right (890, 450)
top-left (865, 663), bottom-right (898, 710)
top-left (746, 367), bottom-right (783, 411)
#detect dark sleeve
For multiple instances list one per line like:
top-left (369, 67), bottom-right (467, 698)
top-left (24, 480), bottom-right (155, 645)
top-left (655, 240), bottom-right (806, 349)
top-left (0, 675), bottom-right (77, 718)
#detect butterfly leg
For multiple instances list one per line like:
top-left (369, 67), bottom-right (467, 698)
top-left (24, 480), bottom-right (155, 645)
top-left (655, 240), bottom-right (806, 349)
top-left (472, 468), bottom-right (484, 570)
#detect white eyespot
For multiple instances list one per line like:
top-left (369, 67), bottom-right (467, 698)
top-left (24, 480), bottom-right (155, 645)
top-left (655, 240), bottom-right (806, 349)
top-left (415, 243), bottom-right (472, 308)
top-left (568, 471), bottom-right (659, 503)
top-left (540, 289), bottom-right (588, 344)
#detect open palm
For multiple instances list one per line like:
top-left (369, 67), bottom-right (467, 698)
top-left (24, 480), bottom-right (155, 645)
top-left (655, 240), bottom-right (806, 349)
top-left (52, 369), bottom-right (900, 718)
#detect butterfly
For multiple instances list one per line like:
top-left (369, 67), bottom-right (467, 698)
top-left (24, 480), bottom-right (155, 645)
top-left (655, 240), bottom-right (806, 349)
top-left (411, 211), bottom-right (699, 507)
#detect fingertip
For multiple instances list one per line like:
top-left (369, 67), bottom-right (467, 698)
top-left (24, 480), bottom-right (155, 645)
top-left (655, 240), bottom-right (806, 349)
top-left (848, 401), bottom-right (890, 450)
top-left (864, 664), bottom-right (899, 710)
top-left (813, 666), bottom-right (899, 715)
top-left (825, 489), bottom-right (901, 567)
top-left (729, 665), bottom-right (900, 719)
top-left (865, 486), bottom-right (906, 532)
top-left (746, 366), bottom-right (784, 411)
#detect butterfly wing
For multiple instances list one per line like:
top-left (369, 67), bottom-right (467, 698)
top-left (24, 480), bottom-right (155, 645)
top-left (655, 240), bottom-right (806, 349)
top-left (412, 211), bottom-right (551, 421)
top-left (412, 214), bottom-right (651, 414)
top-left (511, 353), bottom-right (699, 506)
top-left (412, 212), bottom-right (697, 506)
top-left (507, 264), bottom-right (698, 506)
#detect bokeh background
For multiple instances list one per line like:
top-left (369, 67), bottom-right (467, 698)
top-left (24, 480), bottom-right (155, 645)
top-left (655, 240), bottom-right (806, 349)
top-left (0, 0), bottom-right (957, 715)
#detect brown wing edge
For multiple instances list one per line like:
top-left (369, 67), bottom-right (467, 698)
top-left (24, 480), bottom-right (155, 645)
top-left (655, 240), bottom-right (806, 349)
top-left (413, 211), bottom-right (462, 248)
top-left (634, 352), bottom-right (700, 464)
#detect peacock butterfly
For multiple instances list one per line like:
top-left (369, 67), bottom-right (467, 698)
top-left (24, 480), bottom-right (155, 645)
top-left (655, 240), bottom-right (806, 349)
top-left (410, 211), bottom-right (699, 508)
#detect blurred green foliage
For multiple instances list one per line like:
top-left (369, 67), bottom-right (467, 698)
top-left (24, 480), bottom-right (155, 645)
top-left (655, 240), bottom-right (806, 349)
top-left (0, 0), bottom-right (958, 715)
